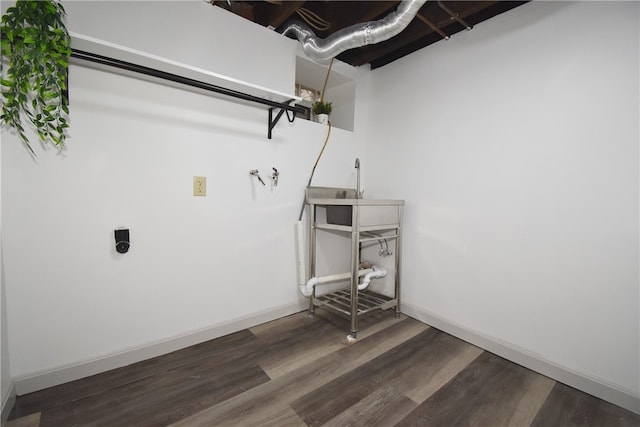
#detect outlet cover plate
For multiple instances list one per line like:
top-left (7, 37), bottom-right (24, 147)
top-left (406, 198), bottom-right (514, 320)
top-left (193, 176), bottom-right (206, 196)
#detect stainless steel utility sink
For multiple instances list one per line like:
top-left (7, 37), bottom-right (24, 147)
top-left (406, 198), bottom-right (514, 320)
top-left (306, 187), bottom-right (404, 227)
top-left (304, 186), bottom-right (404, 338)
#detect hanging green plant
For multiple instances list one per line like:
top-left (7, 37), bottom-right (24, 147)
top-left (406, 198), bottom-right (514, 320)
top-left (1, 0), bottom-right (71, 155)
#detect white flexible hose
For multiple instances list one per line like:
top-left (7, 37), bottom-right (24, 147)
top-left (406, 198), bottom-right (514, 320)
top-left (295, 221), bottom-right (307, 286)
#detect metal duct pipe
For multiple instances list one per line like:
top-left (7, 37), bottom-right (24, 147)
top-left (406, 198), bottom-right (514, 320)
top-left (281, 0), bottom-right (428, 64)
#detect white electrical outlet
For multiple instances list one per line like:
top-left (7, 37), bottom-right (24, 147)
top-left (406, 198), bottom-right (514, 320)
top-left (193, 176), bottom-right (206, 196)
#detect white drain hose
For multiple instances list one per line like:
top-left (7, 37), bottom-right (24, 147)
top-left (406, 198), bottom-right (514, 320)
top-left (295, 221), bottom-right (307, 286)
top-left (299, 266), bottom-right (387, 297)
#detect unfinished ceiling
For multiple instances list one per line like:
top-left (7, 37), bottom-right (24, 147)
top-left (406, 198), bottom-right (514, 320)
top-left (211, 1), bottom-right (529, 69)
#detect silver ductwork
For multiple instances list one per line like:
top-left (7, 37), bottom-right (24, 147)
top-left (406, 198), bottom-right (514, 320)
top-left (281, 0), bottom-right (428, 64)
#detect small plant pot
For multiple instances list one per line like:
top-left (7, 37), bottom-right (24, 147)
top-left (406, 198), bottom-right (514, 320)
top-left (316, 113), bottom-right (329, 124)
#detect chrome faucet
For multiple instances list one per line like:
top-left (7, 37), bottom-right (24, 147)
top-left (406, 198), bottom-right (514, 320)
top-left (355, 158), bottom-right (362, 198)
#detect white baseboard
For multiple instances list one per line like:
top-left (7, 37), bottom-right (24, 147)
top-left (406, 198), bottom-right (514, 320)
top-left (1, 381), bottom-right (15, 427)
top-left (401, 303), bottom-right (640, 415)
top-left (14, 302), bottom-right (305, 396)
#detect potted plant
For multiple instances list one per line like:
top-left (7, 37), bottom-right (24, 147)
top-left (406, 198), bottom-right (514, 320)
top-left (311, 100), bottom-right (332, 124)
top-left (1, 0), bottom-right (71, 156)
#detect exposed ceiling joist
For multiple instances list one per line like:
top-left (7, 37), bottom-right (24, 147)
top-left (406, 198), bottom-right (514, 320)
top-left (213, 1), bottom-right (529, 69)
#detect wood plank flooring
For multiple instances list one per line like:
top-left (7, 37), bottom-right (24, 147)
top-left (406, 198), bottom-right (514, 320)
top-left (7, 310), bottom-right (640, 427)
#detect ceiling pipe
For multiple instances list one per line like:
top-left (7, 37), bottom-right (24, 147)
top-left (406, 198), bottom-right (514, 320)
top-left (437, 1), bottom-right (473, 31)
top-left (281, 0), bottom-right (428, 64)
top-left (416, 13), bottom-right (450, 40)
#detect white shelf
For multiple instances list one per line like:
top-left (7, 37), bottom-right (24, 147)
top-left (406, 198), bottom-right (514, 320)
top-left (70, 32), bottom-right (301, 104)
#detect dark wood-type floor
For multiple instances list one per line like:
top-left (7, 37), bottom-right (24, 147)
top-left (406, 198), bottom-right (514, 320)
top-left (8, 310), bottom-right (640, 427)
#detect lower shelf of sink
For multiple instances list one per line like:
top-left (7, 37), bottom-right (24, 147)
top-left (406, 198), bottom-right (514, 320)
top-left (313, 289), bottom-right (397, 317)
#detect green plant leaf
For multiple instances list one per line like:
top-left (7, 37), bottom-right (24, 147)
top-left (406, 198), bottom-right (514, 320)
top-left (1, 0), bottom-right (70, 154)
top-left (22, 34), bottom-right (35, 44)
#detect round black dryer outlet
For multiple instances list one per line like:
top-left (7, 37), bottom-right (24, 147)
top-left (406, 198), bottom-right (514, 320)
top-left (114, 228), bottom-right (130, 254)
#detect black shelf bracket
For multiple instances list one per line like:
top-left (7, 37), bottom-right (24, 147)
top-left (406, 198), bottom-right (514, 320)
top-left (70, 49), bottom-right (305, 140)
top-left (268, 99), bottom-right (297, 140)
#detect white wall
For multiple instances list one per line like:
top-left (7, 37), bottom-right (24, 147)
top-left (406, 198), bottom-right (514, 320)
top-left (1, 87), bottom-right (13, 423)
top-left (1, 1), bottom-right (366, 390)
top-left (366, 1), bottom-right (639, 410)
top-left (0, 0), bottom-right (14, 420)
top-left (0, 247), bottom-right (10, 425)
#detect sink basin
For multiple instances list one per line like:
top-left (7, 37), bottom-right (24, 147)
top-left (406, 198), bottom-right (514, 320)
top-left (305, 187), bottom-right (404, 206)
top-left (306, 187), bottom-right (404, 227)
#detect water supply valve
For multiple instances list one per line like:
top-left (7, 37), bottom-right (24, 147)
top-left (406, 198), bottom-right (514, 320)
top-left (249, 169), bottom-right (266, 186)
